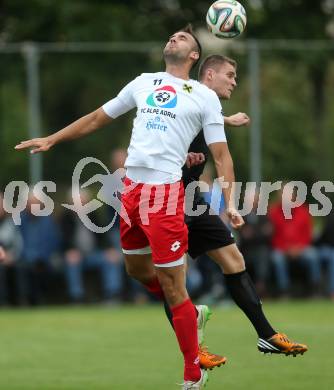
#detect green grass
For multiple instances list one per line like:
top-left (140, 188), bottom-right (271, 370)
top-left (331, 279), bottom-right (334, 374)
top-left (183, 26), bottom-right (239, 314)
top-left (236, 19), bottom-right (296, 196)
top-left (0, 301), bottom-right (333, 389)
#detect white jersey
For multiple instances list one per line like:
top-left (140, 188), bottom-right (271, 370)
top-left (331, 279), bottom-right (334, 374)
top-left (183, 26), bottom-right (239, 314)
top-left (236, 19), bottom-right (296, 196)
top-left (103, 72), bottom-right (226, 182)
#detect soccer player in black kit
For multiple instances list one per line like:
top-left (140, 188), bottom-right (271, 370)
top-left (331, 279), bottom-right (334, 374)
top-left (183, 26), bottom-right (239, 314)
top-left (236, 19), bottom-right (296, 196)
top-left (164, 54), bottom-right (308, 366)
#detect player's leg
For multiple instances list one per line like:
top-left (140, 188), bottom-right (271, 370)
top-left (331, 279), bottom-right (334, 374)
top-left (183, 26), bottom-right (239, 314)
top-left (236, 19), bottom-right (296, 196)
top-left (156, 262), bottom-right (222, 381)
top-left (145, 182), bottom-right (207, 384)
top-left (162, 260), bottom-right (211, 338)
top-left (209, 244), bottom-right (308, 356)
top-left (125, 252), bottom-right (205, 382)
top-left (125, 250), bottom-right (202, 382)
top-left (187, 194), bottom-right (307, 357)
top-left (124, 251), bottom-right (166, 299)
top-left (208, 244), bottom-right (276, 338)
top-left (124, 258), bottom-right (223, 373)
top-left (161, 261), bottom-right (225, 370)
top-left (122, 217), bottom-right (199, 381)
top-left (124, 251), bottom-right (224, 369)
top-left (155, 262), bottom-right (203, 383)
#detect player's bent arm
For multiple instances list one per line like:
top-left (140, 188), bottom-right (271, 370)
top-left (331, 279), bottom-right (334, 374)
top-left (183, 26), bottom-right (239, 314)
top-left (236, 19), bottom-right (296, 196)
top-left (209, 142), bottom-right (235, 208)
top-left (15, 107), bottom-right (113, 154)
top-left (208, 142), bottom-right (244, 229)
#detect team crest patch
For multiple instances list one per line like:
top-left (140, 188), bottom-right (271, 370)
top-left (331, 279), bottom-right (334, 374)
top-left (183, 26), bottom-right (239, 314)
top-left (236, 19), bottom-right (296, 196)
top-left (146, 85), bottom-right (177, 108)
top-left (183, 83), bottom-right (193, 93)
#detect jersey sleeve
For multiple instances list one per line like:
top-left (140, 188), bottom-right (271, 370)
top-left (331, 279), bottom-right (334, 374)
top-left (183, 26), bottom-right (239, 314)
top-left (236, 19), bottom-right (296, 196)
top-left (201, 89), bottom-right (226, 145)
top-left (102, 77), bottom-right (139, 118)
top-left (202, 89), bottom-right (225, 127)
top-left (203, 123), bottom-right (227, 145)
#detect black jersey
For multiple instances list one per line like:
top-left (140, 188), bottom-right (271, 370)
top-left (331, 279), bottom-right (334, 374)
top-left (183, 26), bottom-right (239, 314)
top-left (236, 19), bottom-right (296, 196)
top-left (182, 130), bottom-right (209, 186)
top-left (182, 131), bottom-right (235, 258)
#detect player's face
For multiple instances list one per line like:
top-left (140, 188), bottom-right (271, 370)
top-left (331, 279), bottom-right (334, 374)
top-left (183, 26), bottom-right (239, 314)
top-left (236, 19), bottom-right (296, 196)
top-left (163, 32), bottom-right (198, 63)
top-left (211, 62), bottom-right (237, 100)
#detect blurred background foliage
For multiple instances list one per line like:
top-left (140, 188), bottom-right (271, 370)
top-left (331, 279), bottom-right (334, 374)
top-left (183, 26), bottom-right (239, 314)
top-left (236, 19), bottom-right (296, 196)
top-left (0, 0), bottom-right (333, 187)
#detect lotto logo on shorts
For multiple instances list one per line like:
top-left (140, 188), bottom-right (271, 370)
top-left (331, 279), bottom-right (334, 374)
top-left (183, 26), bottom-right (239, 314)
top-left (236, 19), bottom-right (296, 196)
top-left (171, 241), bottom-right (181, 252)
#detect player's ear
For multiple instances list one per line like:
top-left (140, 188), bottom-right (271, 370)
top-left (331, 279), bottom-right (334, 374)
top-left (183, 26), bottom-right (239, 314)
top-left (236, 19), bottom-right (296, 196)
top-left (190, 51), bottom-right (199, 62)
top-left (207, 68), bottom-right (214, 81)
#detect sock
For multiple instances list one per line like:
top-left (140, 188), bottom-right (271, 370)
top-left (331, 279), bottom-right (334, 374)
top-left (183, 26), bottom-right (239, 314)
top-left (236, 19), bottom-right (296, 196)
top-left (143, 277), bottom-right (165, 300)
top-left (164, 301), bottom-right (198, 330)
top-left (171, 299), bottom-right (200, 382)
top-left (224, 270), bottom-right (276, 339)
top-left (143, 279), bottom-right (199, 340)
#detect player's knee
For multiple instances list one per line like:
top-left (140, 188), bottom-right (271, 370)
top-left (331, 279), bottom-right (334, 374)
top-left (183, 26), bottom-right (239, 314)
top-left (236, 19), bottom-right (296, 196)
top-left (234, 249), bottom-right (246, 270)
top-left (157, 274), bottom-right (187, 306)
top-left (212, 245), bottom-right (246, 274)
top-left (125, 262), bottom-right (141, 280)
top-left (125, 262), bottom-right (155, 285)
top-left (163, 287), bottom-right (187, 306)
top-left (225, 253), bottom-right (245, 274)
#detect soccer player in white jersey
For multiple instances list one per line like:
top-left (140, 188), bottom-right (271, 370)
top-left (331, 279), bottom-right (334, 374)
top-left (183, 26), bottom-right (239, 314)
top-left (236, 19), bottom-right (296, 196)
top-left (15, 25), bottom-right (244, 389)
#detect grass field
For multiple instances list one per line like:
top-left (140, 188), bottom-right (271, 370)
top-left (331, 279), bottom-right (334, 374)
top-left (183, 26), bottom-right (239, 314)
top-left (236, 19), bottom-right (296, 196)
top-left (0, 301), bottom-right (333, 389)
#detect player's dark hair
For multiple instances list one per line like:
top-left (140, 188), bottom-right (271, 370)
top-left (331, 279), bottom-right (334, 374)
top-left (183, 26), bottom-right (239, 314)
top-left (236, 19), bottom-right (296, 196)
top-left (179, 23), bottom-right (202, 69)
top-left (198, 54), bottom-right (237, 81)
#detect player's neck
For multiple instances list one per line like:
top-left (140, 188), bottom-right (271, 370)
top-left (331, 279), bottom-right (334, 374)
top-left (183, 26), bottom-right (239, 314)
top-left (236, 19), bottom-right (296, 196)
top-left (165, 64), bottom-right (190, 81)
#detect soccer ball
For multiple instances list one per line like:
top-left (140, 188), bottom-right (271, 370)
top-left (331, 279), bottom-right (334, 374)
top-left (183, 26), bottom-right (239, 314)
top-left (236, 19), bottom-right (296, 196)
top-left (206, 0), bottom-right (247, 39)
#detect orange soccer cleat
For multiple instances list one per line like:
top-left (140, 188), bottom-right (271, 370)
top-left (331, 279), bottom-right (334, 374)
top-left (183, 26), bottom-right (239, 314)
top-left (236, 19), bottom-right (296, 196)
top-left (199, 345), bottom-right (227, 370)
top-left (258, 332), bottom-right (308, 357)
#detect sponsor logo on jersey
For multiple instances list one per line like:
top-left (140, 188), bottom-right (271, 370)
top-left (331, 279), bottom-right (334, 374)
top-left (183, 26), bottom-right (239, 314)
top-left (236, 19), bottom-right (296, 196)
top-left (141, 107), bottom-right (176, 119)
top-left (146, 85), bottom-right (177, 108)
top-left (146, 116), bottom-right (167, 132)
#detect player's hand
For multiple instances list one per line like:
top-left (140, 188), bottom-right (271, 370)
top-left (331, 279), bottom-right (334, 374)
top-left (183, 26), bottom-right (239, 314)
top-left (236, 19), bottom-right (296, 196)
top-left (225, 112), bottom-right (250, 127)
top-left (226, 208), bottom-right (244, 229)
top-left (15, 137), bottom-right (54, 154)
top-left (186, 152), bottom-right (205, 168)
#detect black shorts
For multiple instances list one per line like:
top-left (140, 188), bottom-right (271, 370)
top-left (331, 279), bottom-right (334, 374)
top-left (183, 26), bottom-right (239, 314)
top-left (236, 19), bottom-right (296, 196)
top-left (185, 192), bottom-right (235, 259)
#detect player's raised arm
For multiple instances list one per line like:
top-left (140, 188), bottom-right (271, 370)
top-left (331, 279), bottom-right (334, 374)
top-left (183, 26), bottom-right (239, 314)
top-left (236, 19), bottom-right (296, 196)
top-left (15, 107), bottom-right (112, 154)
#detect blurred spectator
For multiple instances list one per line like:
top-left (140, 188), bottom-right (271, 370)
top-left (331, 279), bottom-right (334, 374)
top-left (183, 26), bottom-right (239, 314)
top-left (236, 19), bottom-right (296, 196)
top-left (315, 208), bottom-right (334, 299)
top-left (0, 192), bottom-right (23, 304)
top-left (17, 192), bottom-right (60, 305)
top-left (0, 246), bottom-right (5, 260)
top-left (61, 188), bottom-right (123, 303)
top-left (238, 190), bottom-right (272, 297)
top-left (269, 184), bottom-right (321, 297)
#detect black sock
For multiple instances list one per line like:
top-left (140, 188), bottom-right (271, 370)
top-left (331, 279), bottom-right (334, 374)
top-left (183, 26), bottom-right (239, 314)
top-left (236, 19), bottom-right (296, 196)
top-left (164, 299), bottom-right (174, 329)
top-left (224, 270), bottom-right (276, 339)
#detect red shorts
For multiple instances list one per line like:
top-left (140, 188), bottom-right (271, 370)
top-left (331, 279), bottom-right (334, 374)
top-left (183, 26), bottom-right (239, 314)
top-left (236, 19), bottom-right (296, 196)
top-left (120, 177), bottom-right (188, 266)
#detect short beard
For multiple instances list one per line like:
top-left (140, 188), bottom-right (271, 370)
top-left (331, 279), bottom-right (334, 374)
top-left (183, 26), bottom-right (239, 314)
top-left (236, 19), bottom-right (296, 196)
top-left (163, 49), bottom-right (186, 66)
